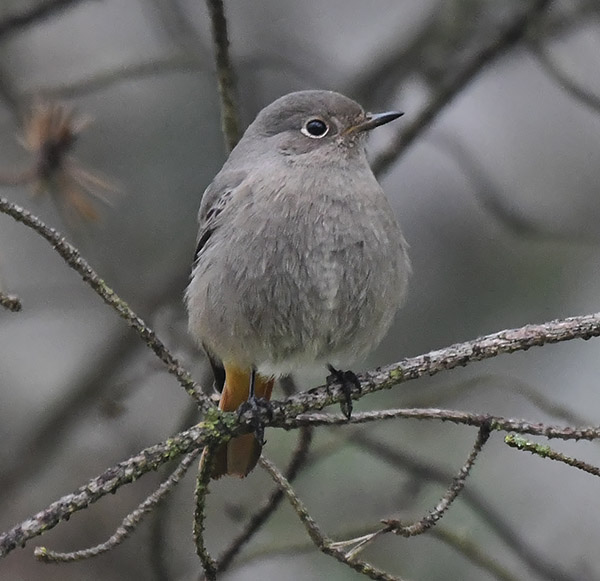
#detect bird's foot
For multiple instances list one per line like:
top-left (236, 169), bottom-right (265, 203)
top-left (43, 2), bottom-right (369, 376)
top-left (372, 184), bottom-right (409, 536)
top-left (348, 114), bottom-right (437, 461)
top-left (237, 396), bottom-right (273, 445)
top-left (327, 365), bottom-right (362, 419)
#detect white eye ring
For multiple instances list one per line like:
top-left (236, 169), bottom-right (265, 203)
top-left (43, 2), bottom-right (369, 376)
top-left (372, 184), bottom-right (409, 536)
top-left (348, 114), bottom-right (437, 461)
top-left (301, 118), bottom-right (329, 139)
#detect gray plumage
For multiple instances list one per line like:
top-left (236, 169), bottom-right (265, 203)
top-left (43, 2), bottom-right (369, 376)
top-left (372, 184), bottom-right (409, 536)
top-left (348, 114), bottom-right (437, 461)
top-left (186, 90), bottom-right (410, 377)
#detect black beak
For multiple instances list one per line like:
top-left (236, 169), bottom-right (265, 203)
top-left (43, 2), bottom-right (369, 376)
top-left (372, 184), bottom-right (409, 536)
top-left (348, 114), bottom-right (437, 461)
top-left (348, 111), bottom-right (404, 134)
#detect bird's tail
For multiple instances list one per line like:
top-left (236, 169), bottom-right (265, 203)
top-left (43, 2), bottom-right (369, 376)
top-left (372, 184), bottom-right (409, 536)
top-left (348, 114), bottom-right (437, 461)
top-left (202, 366), bottom-right (274, 479)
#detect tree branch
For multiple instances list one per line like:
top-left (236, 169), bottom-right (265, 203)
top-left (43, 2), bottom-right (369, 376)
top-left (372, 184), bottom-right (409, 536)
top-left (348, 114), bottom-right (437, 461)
top-left (194, 445), bottom-right (218, 580)
top-left (350, 431), bottom-right (578, 581)
top-left (205, 0), bottom-right (241, 152)
top-left (383, 424), bottom-right (491, 537)
top-left (269, 312), bottom-right (600, 420)
top-left (0, 197), bottom-right (209, 409)
top-left (2, 308), bottom-right (600, 565)
top-left (0, 423), bottom-right (218, 558)
top-left (34, 448), bottom-right (201, 562)
top-left (216, 426), bottom-right (314, 573)
top-left (505, 434), bottom-right (600, 477)
top-left (259, 456), bottom-right (406, 581)
top-left (283, 408), bottom-right (600, 443)
top-left (371, 0), bottom-right (552, 176)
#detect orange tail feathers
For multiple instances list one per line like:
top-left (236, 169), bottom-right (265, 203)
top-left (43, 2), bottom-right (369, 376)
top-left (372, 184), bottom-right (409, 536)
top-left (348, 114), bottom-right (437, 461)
top-left (204, 366), bottom-right (274, 479)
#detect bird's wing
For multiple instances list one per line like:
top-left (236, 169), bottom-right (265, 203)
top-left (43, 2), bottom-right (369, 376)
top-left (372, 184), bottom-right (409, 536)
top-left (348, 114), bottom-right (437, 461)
top-left (193, 169), bottom-right (247, 265)
top-left (192, 170), bottom-right (248, 392)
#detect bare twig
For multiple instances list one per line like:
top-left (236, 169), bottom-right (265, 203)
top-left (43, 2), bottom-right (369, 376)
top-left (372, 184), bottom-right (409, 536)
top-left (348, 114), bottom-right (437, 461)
top-left (271, 312), bottom-right (600, 420)
top-left (0, 197), bottom-right (209, 408)
top-left (371, 0), bottom-right (552, 175)
top-left (0, 423), bottom-right (216, 557)
top-left (228, 522), bottom-right (518, 581)
top-left (205, 0), bottom-right (241, 151)
top-left (2, 308), bottom-right (600, 567)
top-left (505, 434), bottom-right (600, 477)
top-left (216, 426), bottom-right (314, 573)
top-left (259, 456), bottom-right (406, 581)
top-left (149, 401), bottom-right (202, 581)
top-left (350, 431), bottom-right (580, 581)
top-left (383, 424), bottom-right (491, 536)
top-left (34, 449), bottom-right (201, 562)
top-left (324, 426), bottom-right (490, 575)
top-left (0, 291), bottom-right (22, 312)
top-left (194, 446), bottom-right (218, 581)
top-left (284, 408), bottom-right (600, 443)
top-left (0, 0), bottom-right (89, 39)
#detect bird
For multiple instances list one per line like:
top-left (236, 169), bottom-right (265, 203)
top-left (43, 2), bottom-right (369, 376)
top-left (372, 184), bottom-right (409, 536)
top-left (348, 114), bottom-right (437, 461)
top-left (186, 90), bottom-right (410, 478)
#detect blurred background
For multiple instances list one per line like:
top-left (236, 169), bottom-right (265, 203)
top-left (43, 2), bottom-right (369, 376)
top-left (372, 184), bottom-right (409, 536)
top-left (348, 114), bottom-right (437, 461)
top-left (1, 0), bottom-right (600, 579)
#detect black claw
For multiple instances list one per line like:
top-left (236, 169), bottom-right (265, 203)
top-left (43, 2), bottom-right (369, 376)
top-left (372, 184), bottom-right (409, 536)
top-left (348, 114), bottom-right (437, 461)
top-left (237, 396), bottom-right (273, 445)
top-left (327, 365), bottom-right (361, 419)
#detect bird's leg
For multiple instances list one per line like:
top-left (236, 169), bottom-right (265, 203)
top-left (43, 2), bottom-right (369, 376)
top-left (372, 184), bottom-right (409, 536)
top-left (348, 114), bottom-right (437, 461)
top-left (237, 367), bottom-right (273, 445)
top-left (327, 364), bottom-right (362, 419)
top-left (249, 366), bottom-right (256, 399)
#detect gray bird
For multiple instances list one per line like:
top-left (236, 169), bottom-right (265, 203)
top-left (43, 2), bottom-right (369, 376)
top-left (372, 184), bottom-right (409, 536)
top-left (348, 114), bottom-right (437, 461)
top-left (186, 90), bottom-right (410, 478)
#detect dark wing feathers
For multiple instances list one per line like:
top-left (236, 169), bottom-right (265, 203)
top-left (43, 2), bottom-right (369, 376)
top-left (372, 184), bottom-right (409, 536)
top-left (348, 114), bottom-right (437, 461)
top-left (192, 171), bottom-right (248, 385)
top-left (193, 170), bottom-right (246, 265)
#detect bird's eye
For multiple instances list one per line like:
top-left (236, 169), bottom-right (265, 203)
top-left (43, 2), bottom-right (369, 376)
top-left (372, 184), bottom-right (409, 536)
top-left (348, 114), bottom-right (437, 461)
top-left (301, 118), bottom-right (329, 138)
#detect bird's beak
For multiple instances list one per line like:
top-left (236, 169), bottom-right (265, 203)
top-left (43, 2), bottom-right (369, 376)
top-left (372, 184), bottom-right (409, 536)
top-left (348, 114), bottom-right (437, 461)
top-left (345, 111), bottom-right (404, 134)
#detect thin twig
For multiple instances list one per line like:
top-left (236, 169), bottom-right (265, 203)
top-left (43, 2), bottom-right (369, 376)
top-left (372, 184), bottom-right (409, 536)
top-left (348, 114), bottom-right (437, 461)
top-left (194, 446), bottom-right (218, 581)
top-left (383, 424), bottom-right (491, 536)
top-left (322, 426), bottom-right (491, 575)
top-left (371, 0), bottom-right (551, 175)
top-left (0, 423), bottom-right (215, 558)
top-left (350, 431), bottom-right (580, 581)
top-left (283, 408), bottom-right (600, 442)
top-left (216, 426), bottom-right (314, 573)
top-left (505, 434), bottom-right (600, 477)
top-left (270, 312), bottom-right (600, 420)
top-left (3, 311), bottom-right (600, 565)
top-left (34, 449), bottom-right (201, 562)
top-left (149, 401), bottom-right (201, 581)
top-left (0, 197), bottom-right (209, 408)
top-left (0, 291), bottom-right (22, 312)
top-left (259, 456), bottom-right (406, 581)
top-left (205, 0), bottom-right (241, 151)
